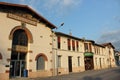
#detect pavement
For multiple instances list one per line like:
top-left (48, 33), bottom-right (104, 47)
top-left (10, 66), bottom-right (120, 80)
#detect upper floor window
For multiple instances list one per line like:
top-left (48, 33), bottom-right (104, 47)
top-left (84, 43), bottom-right (88, 52)
top-left (68, 39), bottom-right (71, 50)
top-left (94, 47), bottom-right (97, 54)
top-left (84, 43), bottom-right (92, 52)
top-left (76, 41), bottom-right (79, 51)
top-left (13, 30), bottom-right (28, 46)
top-left (57, 36), bottom-right (61, 49)
top-left (72, 40), bottom-right (75, 51)
top-left (97, 48), bottom-right (100, 55)
top-left (89, 43), bottom-right (92, 52)
top-left (109, 50), bottom-right (111, 55)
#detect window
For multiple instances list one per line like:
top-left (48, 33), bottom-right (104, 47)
top-left (58, 56), bottom-right (61, 67)
top-left (98, 48), bottom-right (99, 54)
top-left (68, 39), bottom-right (71, 50)
top-left (95, 58), bottom-right (97, 66)
top-left (0, 53), bottom-right (2, 60)
top-left (103, 58), bottom-right (105, 65)
top-left (97, 47), bottom-right (99, 54)
top-left (84, 43), bottom-right (88, 52)
top-left (78, 57), bottom-right (80, 66)
top-left (89, 43), bottom-right (92, 52)
top-left (99, 58), bottom-right (102, 68)
top-left (13, 30), bottom-right (28, 46)
top-left (76, 41), bottom-right (79, 51)
top-left (109, 50), bottom-right (111, 55)
top-left (36, 56), bottom-right (45, 70)
top-left (94, 47), bottom-right (97, 54)
top-left (57, 36), bottom-right (61, 49)
top-left (84, 43), bottom-right (92, 52)
top-left (72, 40), bottom-right (75, 51)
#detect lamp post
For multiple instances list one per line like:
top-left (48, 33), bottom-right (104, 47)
top-left (52, 23), bottom-right (64, 76)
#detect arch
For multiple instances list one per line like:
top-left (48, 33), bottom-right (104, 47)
top-left (9, 26), bottom-right (33, 43)
top-left (35, 53), bottom-right (48, 61)
top-left (0, 53), bottom-right (2, 60)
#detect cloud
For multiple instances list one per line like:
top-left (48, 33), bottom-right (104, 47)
top-left (63, 0), bottom-right (80, 6)
top-left (17, 0), bottom-right (82, 16)
top-left (42, 0), bottom-right (81, 8)
top-left (113, 16), bottom-right (120, 23)
top-left (97, 30), bottom-right (120, 51)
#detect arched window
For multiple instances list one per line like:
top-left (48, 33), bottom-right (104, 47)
top-left (13, 29), bottom-right (28, 46)
top-left (36, 56), bottom-right (45, 70)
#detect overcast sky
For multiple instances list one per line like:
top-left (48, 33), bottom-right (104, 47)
top-left (0, 0), bottom-right (120, 50)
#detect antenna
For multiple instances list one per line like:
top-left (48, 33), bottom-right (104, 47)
top-left (69, 29), bottom-right (72, 36)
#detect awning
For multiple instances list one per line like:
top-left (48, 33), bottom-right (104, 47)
top-left (84, 52), bottom-right (93, 57)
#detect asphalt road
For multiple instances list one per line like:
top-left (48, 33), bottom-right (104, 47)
top-left (11, 66), bottom-right (120, 80)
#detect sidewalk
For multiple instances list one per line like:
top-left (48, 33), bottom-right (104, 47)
top-left (10, 67), bottom-right (120, 80)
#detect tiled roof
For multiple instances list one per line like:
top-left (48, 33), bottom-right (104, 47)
top-left (101, 43), bottom-right (115, 49)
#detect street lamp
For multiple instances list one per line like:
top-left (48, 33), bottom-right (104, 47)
top-left (52, 23), bottom-right (64, 76)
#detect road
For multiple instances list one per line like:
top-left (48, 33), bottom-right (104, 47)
top-left (11, 66), bottom-right (120, 80)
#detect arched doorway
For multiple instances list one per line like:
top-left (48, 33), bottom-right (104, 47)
top-left (10, 29), bottom-right (28, 77)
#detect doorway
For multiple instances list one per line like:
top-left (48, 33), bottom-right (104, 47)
top-left (10, 29), bottom-right (28, 78)
top-left (68, 56), bottom-right (72, 72)
top-left (84, 57), bottom-right (94, 70)
top-left (10, 60), bottom-right (26, 77)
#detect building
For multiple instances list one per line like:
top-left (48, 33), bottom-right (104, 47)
top-left (101, 43), bottom-right (116, 68)
top-left (0, 2), bottom-right (56, 80)
top-left (114, 51), bottom-right (120, 66)
top-left (53, 32), bottom-right (116, 76)
top-left (52, 32), bottom-right (85, 75)
top-left (0, 2), bottom-right (116, 80)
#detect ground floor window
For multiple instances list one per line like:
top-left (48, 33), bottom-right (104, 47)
top-left (0, 53), bottom-right (2, 60)
top-left (36, 56), bottom-right (45, 70)
top-left (95, 57), bottom-right (97, 66)
top-left (78, 57), bottom-right (80, 66)
top-left (58, 55), bottom-right (61, 67)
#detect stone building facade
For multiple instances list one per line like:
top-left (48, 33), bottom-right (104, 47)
top-left (0, 2), bottom-right (116, 80)
top-left (53, 32), bottom-right (116, 76)
top-left (0, 2), bottom-right (56, 80)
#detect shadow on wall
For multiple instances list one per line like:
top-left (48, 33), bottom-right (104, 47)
top-left (83, 76), bottom-right (102, 80)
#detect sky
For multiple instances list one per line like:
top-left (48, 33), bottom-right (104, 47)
top-left (0, 0), bottom-right (120, 50)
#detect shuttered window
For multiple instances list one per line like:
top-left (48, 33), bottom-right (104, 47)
top-left (68, 39), bottom-right (71, 50)
top-left (57, 36), bottom-right (61, 49)
top-left (72, 40), bottom-right (75, 51)
top-left (76, 41), bottom-right (79, 51)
